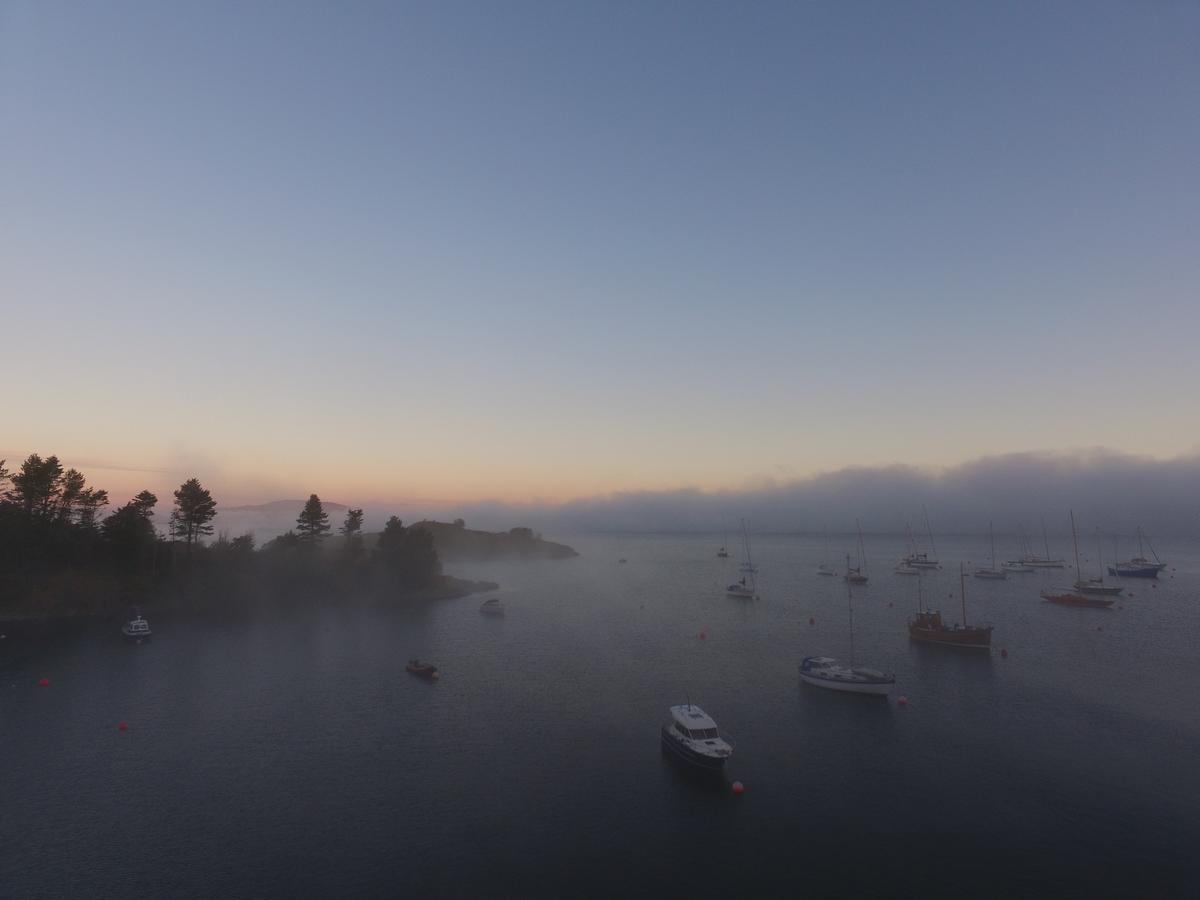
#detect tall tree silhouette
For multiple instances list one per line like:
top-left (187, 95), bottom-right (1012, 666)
top-left (296, 494), bottom-right (331, 544)
top-left (171, 478), bottom-right (217, 548)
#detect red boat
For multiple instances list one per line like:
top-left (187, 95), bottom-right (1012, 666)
top-left (1040, 591), bottom-right (1114, 609)
top-left (907, 564), bottom-right (993, 649)
top-left (908, 610), bottom-right (993, 649)
top-left (406, 659), bottom-right (439, 679)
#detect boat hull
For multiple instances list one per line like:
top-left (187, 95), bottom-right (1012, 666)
top-left (121, 631), bottom-right (151, 642)
top-left (908, 626), bottom-right (992, 649)
top-left (798, 671), bottom-right (893, 696)
top-left (1041, 592), bottom-right (1114, 609)
top-left (660, 727), bottom-right (728, 770)
top-left (1074, 582), bottom-right (1123, 596)
top-left (1107, 565), bottom-right (1160, 578)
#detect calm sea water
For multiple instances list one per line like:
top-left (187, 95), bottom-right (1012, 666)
top-left (3, 533), bottom-right (1198, 898)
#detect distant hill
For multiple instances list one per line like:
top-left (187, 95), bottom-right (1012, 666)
top-left (225, 500), bottom-right (348, 513)
top-left (405, 520), bottom-right (578, 561)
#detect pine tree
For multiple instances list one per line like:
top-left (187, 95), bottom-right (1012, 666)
top-left (296, 494), bottom-right (331, 544)
top-left (171, 478), bottom-right (217, 547)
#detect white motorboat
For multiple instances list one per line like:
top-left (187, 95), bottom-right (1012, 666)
top-left (660, 704), bottom-right (734, 770)
top-left (121, 615), bottom-right (151, 642)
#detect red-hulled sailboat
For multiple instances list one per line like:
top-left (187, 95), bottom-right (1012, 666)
top-left (908, 564), bottom-right (993, 649)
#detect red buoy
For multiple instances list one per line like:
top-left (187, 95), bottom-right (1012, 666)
top-left (731, 781), bottom-right (745, 795)
top-left (1000, 648), bottom-right (1008, 659)
top-left (699, 631), bottom-right (706, 640)
top-left (117, 721), bottom-right (128, 731)
top-left (808, 617), bottom-right (815, 626)
top-left (37, 678), bottom-right (49, 687)
top-left (897, 695), bottom-right (909, 706)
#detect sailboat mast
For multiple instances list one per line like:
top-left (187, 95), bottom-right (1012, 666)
top-left (990, 521), bottom-right (997, 569)
top-left (856, 518), bottom-right (868, 576)
top-left (923, 505), bottom-right (939, 561)
top-left (1042, 516), bottom-right (1051, 561)
top-left (1094, 527), bottom-right (1104, 582)
top-left (959, 563), bottom-right (968, 625)
top-left (846, 579), bottom-right (855, 665)
top-left (1070, 510), bottom-right (1082, 581)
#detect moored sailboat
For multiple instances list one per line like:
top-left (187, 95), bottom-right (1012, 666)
top-left (1069, 513), bottom-right (1122, 596)
top-left (726, 519), bottom-right (759, 598)
top-left (974, 522), bottom-right (1007, 580)
top-left (1108, 526), bottom-right (1167, 578)
top-left (799, 580), bottom-right (894, 696)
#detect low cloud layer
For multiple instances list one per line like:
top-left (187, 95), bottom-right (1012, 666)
top-left (444, 450), bottom-right (1200, 538)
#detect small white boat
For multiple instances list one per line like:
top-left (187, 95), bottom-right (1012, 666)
top-left (121, 615), bottom-right (151, 642)
top-left (799, 656), bottom-right (895, 695)
top-left (1002, 560), bottom-right (1034, 573)
top-left (660, 704), bottom-right (734, 770)
top-left (894, 562), bottom-right (921, 575)
top-left (725, 579), bottom-right (756, 598)
top-left (817, 563), bottom-right (839, 577)
top-left (479, 597), bottom-right (505, 615)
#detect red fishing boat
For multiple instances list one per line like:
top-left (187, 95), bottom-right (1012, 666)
top-left (907, 564), bottom-right (993, 649)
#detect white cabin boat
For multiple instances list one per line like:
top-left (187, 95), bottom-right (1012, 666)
top-left (121, 615), bottom-right (151, 642)
top-left (660, 704), bottom-right (734, 770)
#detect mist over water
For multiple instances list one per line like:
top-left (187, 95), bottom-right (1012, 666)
top-left (4, 533), bottom-right (1197, 897)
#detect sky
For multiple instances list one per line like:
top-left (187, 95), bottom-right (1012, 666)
top-left (2, 1), bottom-right (1198, 511)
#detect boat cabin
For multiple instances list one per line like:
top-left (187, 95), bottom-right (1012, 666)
top-left (912, 610), bottom-right (944, 629)
top-left (667, 704), bottom-right (721, 741)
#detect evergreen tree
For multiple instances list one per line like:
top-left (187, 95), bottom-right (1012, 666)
top-left (102, 490), bottom-right (159, 564)
top-left (374, 516), bottom-right (440, 589)
top-left (171, 478), bottom-right (217, 547)
top-left (7, 454), bottom-right (65, 516)
top-left (340, 508), bottom-right (364, 536)
top-left (296, 494), bottom-right (331, 544)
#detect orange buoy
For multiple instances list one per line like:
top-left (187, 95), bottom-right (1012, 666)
top-left (897, 695), bottom-right (909, 706)
top-left (117, 721), bottom-right (128, 731)
top-left (1000, 648), bottom-right (1008, 659)
top-left (731, 781), bottom-right (745, 795)
top-left (37, 678), bottom-right (49, 687)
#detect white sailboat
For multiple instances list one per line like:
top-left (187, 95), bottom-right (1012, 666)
top-left (901, 507), bottom-right (941, 569)
top-left (799, 579), bottom-right (894, 696)
top-left (1071, 516), bottom-right (1122, 596)
top-left (726, 519), bottom-right (759, 598)
top-left (1021, 517), bottom-right (1067, 568)
top-left (844, 520), bottom-right (868, 584)
top-left (817, 527), bottom-right (838, 576)
top-left (974, 522), bottom-right (1007, 579)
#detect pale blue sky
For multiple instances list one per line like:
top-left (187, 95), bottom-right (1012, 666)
top-left (2, 1), bottom-right (1198, 504)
